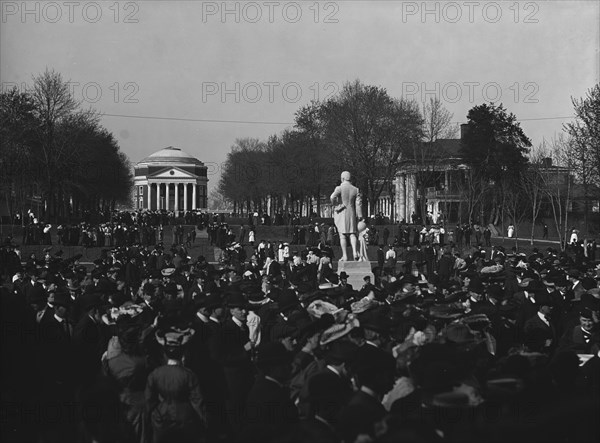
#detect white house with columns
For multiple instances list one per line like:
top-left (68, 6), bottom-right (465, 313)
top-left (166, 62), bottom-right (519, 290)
top-left (133, 146), bottom-right (208, 211)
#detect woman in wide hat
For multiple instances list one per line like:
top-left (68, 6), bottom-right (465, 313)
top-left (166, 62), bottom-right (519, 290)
top-left (145, 320), bottom-right (206, 443)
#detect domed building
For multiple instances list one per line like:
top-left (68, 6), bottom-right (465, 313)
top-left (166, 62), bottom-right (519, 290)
top-left (133, 146), bottom-right (208, 211)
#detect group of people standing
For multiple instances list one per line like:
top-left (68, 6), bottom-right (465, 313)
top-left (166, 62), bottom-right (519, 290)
top-left (1, 219), bottom-right (599, 443)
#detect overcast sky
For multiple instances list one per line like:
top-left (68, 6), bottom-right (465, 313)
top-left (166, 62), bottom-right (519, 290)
top-left (1, 0), bottom-right (598, 191)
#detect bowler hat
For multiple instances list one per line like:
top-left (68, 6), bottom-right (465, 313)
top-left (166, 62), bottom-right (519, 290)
top-left (339, 272), bottom-right (349, 279)
top-left (197, 293), bottom-right (223, 310)
top-left (324, 340), bottom-right (358, 363)
top-left (52, 290), bottom-right (72, 307)
top-left (226, 291), bottom-right (248, 309)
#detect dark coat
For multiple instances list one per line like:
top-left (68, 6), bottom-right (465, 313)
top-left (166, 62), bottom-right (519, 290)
top-left (37, 313), bottom-right (76, 393)
top-left (557, 325), bottom-right (600, 354)
top-left (292, 417), bottom-right (341, 443)
top-left (523, 313), bottom-right (556, 353)
top-left (73, 314), bottom-right (106, 383)
top-left (220, 317), bottom-right (255, 427)
top-left (242, 377), bottom-right (299, 442)
top-left (338, 390), bottom-right (387, 443)
top-left (145, 364), bottom-right (206, 443)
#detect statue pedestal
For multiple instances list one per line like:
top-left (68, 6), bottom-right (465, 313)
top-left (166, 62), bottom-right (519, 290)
top-left (337, 260), bottom-right (374, 290)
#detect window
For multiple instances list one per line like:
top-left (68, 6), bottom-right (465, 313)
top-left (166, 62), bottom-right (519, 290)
top-left (139, 186), bottom-right (144, 195)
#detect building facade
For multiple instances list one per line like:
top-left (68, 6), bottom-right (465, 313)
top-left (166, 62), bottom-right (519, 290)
top-left (133, 147), bottom-right (208, 211)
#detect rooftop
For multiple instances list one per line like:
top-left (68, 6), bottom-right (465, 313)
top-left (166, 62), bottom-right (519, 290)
top-left (136, 146), bottom-right (204, 166)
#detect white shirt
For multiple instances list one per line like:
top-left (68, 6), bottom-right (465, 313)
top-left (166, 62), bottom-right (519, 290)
top-left (537, 311), bottom-right (550, 327)
top-left (246, 311), bottom-right (261, 345)
top-left (196, 312), bottom-right (209, 323)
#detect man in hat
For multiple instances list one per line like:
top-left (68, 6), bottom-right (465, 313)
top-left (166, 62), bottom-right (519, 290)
top-left (294, 340), bottom-right (358, 419)
top-left (187, 293), bottom-right (228, 441)
top-left (557, 307), bottom-right (600, 354)
top-left (339, 348), bottom-right (396, 443)
top-left (73, 293), bottom-right (106, 385)
top-left (271, 289), bottom-right (311, 341)
top-left (242, 342), bottom-right (298, 442)
top-left (338, 271), bottom-right (354, 292)
top-left (514, 279), bottom-right (545, 334)
top-left (38, 289), bottom-right (76, 383)
top-left (523, 292), bottom-right (557, 354)
top-left (187, 271), bottom-right (209, 301)
top-left (569, 269), bottom-right (586, 301)
top-left (220, 292), bottom-right (255, 434)
top-left (293, 371), bottom-right (344, 443)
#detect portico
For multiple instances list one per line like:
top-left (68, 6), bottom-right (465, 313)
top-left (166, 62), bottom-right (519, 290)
top-left (133, 147), bottom-right (208, 211)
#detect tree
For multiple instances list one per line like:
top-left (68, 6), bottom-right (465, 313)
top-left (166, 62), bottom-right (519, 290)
top-left (422, 97), bottom-right (458, 143)
top-left (0, 88), bottom-right (37, 221)
top-left (460, 103), bottom-right (532, 225)
top-left (1, 69), bottom-right (133, 222)
top-left (412, 98), bottom-right (458, 224)
top-left (296, 80), bottom-right (423, 216)
top-left (563, 84), bottom-right (600, 233)
top-left (521, 148), bottom-right (549, 245)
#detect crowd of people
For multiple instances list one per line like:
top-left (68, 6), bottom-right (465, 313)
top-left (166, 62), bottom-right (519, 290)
top-left (1, 215), bottom-right (599, 443)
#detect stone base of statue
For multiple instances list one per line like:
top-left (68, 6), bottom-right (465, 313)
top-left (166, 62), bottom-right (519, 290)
top-left (197, 228), bottom-right (209, 239)
top-left (337, 260), bottom-right (374, 290)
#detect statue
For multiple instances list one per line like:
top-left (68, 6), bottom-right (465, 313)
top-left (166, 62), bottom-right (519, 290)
top-left (356, 220), bottom-right (369, 262)
top-left (330, 171), bottom-right (363, 261)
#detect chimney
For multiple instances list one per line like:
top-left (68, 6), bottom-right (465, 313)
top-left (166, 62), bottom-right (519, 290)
top-left (460, 124), bottom-right (469, 140)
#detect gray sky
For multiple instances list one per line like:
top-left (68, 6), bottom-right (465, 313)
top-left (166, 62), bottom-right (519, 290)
top-left (1, 0), bottom-right (598, 191)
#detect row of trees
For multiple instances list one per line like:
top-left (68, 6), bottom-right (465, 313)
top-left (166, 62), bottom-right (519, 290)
top-left (218, 80), bottom-right (599, 243)
top-left (219, 80), bottom-right (426, 218)
top-left (1, 69), bottom-right (134, 222)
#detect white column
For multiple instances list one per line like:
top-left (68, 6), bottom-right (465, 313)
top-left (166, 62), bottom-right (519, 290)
top-left (175, 183), bottom-right (179, 211)
top-left (398, 175), bottom-right (406, 222)
top-left (165, 183), bottom-right (170, 211)
top-left (146, 184), bottom-right (150, 209)
top-left (192, 184), bottom-right (197, 210)
top-left (407, 174), bottom-right (416, 221)
top-left (156, 183), bottom-right (160, 210)
top-left (184, 183), bottom-right (188, 211)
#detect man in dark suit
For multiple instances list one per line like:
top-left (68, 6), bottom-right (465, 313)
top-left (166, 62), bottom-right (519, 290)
top-left (243, 342), bottom-right (298, 443)
top-left (338, 348), bottom-right (396, 443)
top-left (296, 340), bottom-right (357, 419)
top-left (220, 292), bottom-right (255, 437)
top-left (188, 293), bottom-right (228, 441)
top-left (377, 245), bottom-right (385, 276)
top-left (523, 292), bottom-right (557, 354)
top-left (37, 290), bottom-right (77, 440)
top-left (264, 256), bottom-right (281, 279)
top-left (338, 272), bottom-right (354, 292)
top-left (568, 270), bottom-right (586, 301)
top-left (293, 371), bottom-right (344, 443)
top-left (73, 293), bottom-right (106, 386)
top-left (557, 307), bottom-right (600, 354)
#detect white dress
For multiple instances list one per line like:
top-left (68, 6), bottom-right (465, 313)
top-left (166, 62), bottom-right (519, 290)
top-left (507, 225), bottom-right (514, 238)
top-left (570, 231), bottom-right (578, 244)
